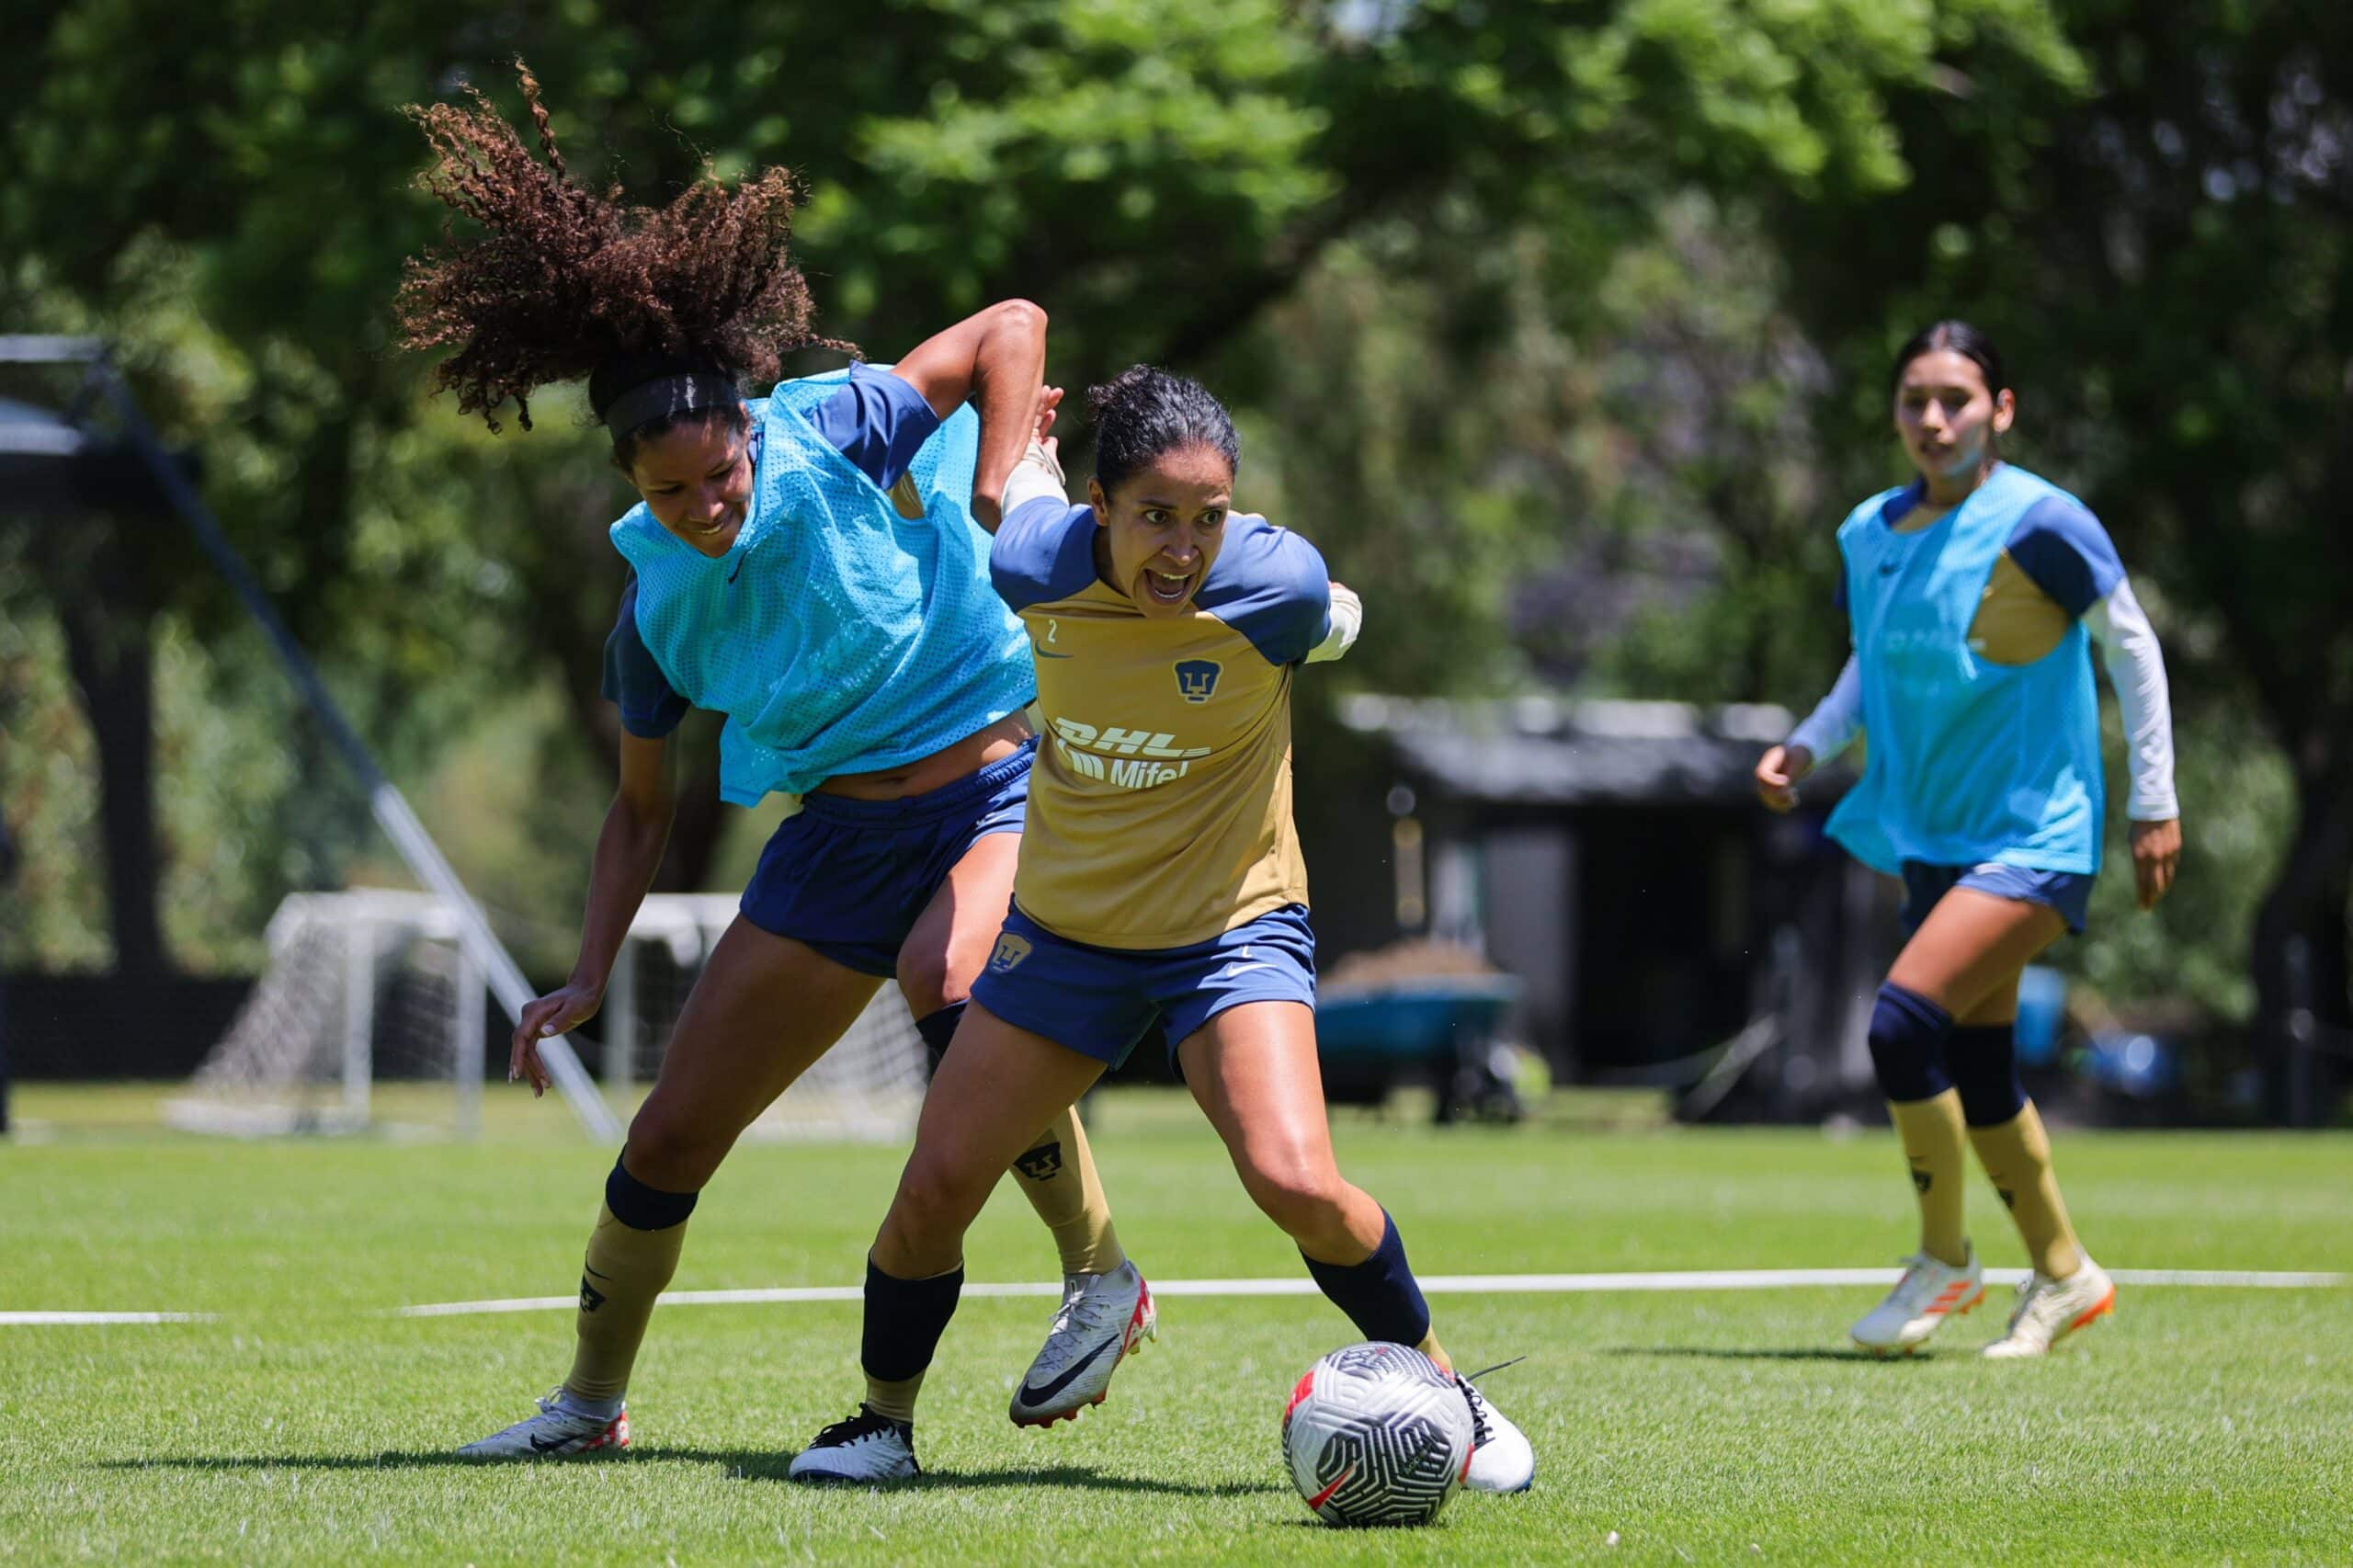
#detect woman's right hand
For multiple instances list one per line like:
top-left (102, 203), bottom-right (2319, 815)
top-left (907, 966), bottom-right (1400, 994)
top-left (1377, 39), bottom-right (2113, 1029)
top-left (1754, 744), bottom-right (1815, 812)
top-left (509, 981), bottom-right (605, 1098)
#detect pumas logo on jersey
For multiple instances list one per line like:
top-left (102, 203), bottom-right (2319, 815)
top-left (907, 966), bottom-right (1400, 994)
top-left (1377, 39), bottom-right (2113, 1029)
top-left (1174, 658), bottom-right (1222, 703)
top-left (988, 933), bottom-right (1034, 973)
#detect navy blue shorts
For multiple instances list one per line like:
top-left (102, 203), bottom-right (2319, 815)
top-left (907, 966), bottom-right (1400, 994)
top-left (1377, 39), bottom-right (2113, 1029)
top-left (971, 903), bottom-right (1318, 1072)
top-left (1899, 860), bottom-right (2094, 938)
top-left (739, 739), bottom-right (1032, 977)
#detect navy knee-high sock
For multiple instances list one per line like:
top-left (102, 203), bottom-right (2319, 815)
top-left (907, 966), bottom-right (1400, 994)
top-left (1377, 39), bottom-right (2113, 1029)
top-left (1301, 1211), bottom-right (1431, 1348)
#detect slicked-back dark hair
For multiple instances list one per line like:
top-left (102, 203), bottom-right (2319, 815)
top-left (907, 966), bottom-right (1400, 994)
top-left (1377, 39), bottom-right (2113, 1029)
top-left (1890, 320), bottom-right (2008, 401)
top-left (1086, 366), bottom-right (1240, 494)
top-left (395, 60), bottom-right (855, 467)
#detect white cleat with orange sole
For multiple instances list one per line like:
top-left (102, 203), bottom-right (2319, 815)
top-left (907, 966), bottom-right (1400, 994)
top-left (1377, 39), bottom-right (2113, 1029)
top-left (1850, 1246), bottom-right (1984, 1355)
top-left (1983, 1257), bottom-right (2116, 1358)
top-left (1008, 1260), bottom-right (1156, 1427)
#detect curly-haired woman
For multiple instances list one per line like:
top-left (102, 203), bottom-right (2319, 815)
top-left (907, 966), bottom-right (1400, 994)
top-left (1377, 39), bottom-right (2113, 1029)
top-left (398, 63), bottom-right (1150, 1456)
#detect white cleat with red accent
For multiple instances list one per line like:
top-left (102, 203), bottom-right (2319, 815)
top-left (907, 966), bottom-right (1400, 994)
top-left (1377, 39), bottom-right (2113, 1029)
top-left (1007, 1260), bottom-right (1156, 1427)
top-left (1983, 1257), bottom-right (2116, 1358)
top-left (1455, 1372), bottom-right (1536, 1494)
top-left (457, 1388), bottom-right (629, 1459)
top-left (1849, 1246), bottom-right (1984, 1355)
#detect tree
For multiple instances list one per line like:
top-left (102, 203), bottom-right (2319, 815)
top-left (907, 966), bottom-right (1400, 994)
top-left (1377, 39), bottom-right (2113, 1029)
top-left (3, 0), bottom-right (2085, 967)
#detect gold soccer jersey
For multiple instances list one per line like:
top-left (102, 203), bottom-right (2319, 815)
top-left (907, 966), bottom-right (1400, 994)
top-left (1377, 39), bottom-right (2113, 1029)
top-left (990, 502), bottom-right (1335, 949)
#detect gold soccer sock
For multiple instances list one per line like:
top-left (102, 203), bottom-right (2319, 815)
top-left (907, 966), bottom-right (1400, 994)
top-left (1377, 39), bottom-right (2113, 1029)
top-left (564, 1200), bottom-right (689, 1405)
top-left (862, 1371), bottom-right (926, 1426)
top-left (1888, 1092), bottom-right (1971, 1268)
top-left (1415, 1330), bottom-right (1454, 1375)
top-left (1007, 1104), bottom-right (1127, 1278)
top-left (1969, 1102), bottom-right (2085, 1279)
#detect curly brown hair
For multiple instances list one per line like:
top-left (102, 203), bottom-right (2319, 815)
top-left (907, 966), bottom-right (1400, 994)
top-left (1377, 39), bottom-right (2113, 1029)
top-left (396, 60), bottom-right (854, 449)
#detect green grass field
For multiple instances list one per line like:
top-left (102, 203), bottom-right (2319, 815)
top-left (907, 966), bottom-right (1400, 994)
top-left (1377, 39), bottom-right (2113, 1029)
top-left (4, 1085), bottom-right (2348, 1564)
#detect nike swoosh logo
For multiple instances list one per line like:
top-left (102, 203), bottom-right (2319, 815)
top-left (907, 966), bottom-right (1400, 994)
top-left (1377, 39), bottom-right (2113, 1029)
top-left (1306, 1464), bottom-right (1357, 1511)
top-left (1032, 647), bottom-right (1074, 659)
top-left (1220, 962), bottom-right (1271, 978)
top-left (529, 1434), bottom-right (573, 1453)
top-left (1017, 1335), bottom-right (1116, 1404)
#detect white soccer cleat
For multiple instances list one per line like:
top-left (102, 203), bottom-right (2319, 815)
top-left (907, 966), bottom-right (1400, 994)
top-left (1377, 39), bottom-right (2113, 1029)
top-left (788, 1404), bottom-right (921, 1483)
top-left (456, 1388), bottom-right (629, 1459)
top-left (1849, 1246), bottom-right (1985, 1354)
top-left (1455, 1371), bottom-right (1536, 1494)
top-left (1983, 1257), bottom-right (2116, 1358)
top-left (1008, 1260), bottom-right (1157, 1427)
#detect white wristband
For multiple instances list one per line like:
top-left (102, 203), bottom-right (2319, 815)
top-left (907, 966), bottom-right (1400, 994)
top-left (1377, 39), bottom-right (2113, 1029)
top-left (1306, 584), bottom-right (1362, 664)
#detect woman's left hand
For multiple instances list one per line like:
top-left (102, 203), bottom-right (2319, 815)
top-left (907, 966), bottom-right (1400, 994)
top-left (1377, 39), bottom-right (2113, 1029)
top-left (2129, 817), bottom-right (2182, 910)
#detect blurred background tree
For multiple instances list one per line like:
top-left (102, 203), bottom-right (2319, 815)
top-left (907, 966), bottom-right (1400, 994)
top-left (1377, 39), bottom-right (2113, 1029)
top-left (1, 0), bottom-right (2339, 1116)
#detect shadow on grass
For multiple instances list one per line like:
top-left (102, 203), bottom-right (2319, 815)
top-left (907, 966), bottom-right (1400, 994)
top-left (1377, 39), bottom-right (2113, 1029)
top-left (1602, 1346), bottom-right (1947, 1363)
top-left (94, 1449), bottom-right (1284, 1498)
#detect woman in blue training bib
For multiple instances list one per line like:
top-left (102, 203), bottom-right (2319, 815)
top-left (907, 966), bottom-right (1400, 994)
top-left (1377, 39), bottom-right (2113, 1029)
top-left (1754, 322), bottom-right (2182, 1358)
top-left (397, 64), bottom-right (1150, 1456)
top-left (786, 368), bottom-right (1536, 1494)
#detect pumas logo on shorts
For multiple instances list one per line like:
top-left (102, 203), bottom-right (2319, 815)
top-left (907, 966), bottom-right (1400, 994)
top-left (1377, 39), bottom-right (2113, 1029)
top-left (1174, 658), bottom-right (1222, 703)
top-left (989, 933), bottom-right (1035, 973)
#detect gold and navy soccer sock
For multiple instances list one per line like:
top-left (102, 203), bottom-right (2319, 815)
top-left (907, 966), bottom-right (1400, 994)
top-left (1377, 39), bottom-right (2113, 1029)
top-left (1869, 982), bottom-right (1969, 1267)
top-left (1969, 1101), bottom-right (2085, 1280)
top-left (918, 1003), bottom-right (1126, 1278)
top-left (563, 1157), bottom-right (696, 1407)
top-left (1010, 1105), bottom-right (1128, 1278)
top-left (1888, 1093), bottom-right (1972, 1268)
top-left (1301, 1210), bottom-right (1434, 1352)
top-left (861, 1256), bottom-right (966, 1425)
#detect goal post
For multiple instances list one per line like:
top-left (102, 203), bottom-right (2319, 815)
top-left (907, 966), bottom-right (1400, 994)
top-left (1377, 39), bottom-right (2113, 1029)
top-left (166, 891), bottom-right (930, 1142)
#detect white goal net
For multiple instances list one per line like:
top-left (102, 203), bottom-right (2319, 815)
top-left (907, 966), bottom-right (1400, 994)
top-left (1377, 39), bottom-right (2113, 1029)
top-left (165, 890), bottom-right (931, 1141)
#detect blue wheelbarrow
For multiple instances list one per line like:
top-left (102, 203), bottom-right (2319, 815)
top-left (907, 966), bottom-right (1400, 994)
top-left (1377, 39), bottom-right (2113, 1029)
top-left (1314, 975), bottom-right (1526, 1123)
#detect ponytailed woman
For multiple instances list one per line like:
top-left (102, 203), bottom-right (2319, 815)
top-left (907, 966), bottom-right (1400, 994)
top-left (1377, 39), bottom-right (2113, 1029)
top-left (1755, 322), bottom-right (2181, 1358)
top-left (397, 63), bottom-right (1151, 1455)
top-left (788, 368), bottom-right (1535, 1494)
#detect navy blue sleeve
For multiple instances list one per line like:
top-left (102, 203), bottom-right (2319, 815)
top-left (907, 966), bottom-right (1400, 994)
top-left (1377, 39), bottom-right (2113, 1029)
top-left (2006, 496), bottom-right (2124, 618)
top-left (991, 499), bottom-right (1101, 611)
top-left (800, 362), bottom-right (943, 488)
top-left (599, 576), bottom-right (691, 739)
top-left (1198, 517), bottom-right (1331, 665)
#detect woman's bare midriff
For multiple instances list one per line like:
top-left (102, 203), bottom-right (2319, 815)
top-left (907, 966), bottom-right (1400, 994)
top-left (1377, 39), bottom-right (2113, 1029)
top-left (810, 711), bottom-right (1035, 801)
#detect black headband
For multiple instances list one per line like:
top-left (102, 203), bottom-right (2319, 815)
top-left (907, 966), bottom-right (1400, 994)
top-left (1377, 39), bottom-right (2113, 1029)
top-left (602, 374), bottom-right (735, 440)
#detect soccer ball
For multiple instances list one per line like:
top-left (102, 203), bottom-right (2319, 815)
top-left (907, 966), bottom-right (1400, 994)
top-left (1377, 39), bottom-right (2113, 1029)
top-left (1281, 1341), bottom-right (1474, 1528)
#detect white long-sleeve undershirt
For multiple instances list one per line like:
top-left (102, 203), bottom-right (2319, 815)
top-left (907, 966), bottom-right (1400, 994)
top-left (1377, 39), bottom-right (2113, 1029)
top-left (2084, 575), bottom-right (2178, 821)
top-left (1784, 575), bottom-right (2178, 822)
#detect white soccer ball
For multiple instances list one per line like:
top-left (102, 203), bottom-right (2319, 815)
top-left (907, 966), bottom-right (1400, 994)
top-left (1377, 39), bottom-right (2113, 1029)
top-left (1281, 1341), bottom-right (1474, 1528)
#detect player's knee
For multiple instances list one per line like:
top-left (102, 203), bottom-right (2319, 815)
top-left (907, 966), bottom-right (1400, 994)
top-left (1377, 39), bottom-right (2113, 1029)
top-left (1239, 1154), bottom-right (1348, 1244)
top-left (1867, 981), bottom-right (1957, 1103)
top-left (1949, 1024), bottom-right (2027, 1127)
top-left (891, 1148), bottom-right (993, 1244)
top-left (895, 944), bottom-right (958, 1020)
top-left (622, 1100), bottom-right (732, 1192)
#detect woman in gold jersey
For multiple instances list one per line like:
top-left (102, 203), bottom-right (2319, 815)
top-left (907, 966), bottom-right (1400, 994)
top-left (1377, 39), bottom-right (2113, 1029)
top-left (790, 368), bottom-right (1536, 1495)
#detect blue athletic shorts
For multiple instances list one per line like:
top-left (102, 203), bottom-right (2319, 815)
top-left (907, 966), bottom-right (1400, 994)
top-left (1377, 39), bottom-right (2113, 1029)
top-left (1899, 860), bottom-right (2094, 937)
top-left (739, 739), bottom-right (1032, 977)
top-left (970, 902), bottom-right (1318, 1072)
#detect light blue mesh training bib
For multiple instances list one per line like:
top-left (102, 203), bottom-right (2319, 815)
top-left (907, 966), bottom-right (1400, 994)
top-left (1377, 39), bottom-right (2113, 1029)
top-left (1827, 463), bottom-right (2105, 877)
top-left (610, 369), bottom-right (1035, 803)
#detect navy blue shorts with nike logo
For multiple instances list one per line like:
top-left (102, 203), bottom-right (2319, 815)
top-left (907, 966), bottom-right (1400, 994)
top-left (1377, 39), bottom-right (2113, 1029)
top-left (972, 902), bottom-right (1317, 1071)
top-left (739, 738), bottom-right (1034, 977)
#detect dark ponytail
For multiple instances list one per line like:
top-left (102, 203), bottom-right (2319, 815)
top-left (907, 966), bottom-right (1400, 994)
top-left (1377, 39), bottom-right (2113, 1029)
top-left (1086, 366), bottom-right (1240, 494)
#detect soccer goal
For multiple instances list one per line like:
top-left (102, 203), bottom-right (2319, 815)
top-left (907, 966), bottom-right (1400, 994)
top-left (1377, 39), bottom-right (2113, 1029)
top-left (165, 890), bottom-right (931, 1142)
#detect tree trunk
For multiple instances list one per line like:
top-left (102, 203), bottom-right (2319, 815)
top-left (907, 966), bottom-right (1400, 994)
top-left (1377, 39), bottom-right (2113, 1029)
top-left (2249, 754), bottom-right (2353, 1126)
top-left (54, 525), bottom-right (171, 980)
